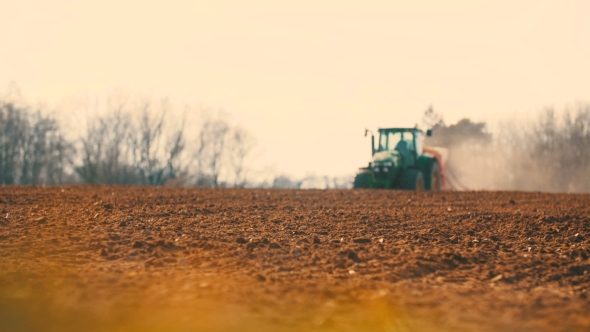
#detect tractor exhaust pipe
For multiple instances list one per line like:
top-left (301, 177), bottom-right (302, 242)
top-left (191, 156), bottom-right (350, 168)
top-left (365, 129), bottom-right (375, 155)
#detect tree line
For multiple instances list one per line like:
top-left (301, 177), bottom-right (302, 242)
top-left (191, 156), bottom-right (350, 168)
top-left (0, 94), bottom-right (260, 187)
top-left (0, 92), bottom-right (351, 188)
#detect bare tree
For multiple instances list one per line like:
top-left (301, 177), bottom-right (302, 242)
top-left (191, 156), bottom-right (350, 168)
top-left (20, 112), bottom-right (58, 185)
top-left (228, 126), bottom-right (257, 187)
top-left (0, 102), bottom-right (27, 184)
top-left (129, 99), bottom-right (187, 186)
top-left (76, 103), bottom-right (137, 184)
top-left (421, 105), bottom-right (444, 129)
top-left (131, 101), bottom-right (166, 185)
top-left (0, 99), bottom-right (74, 185)
top-left (193, 113), bottom-right (230, 187)
top-left (164, 123), bottom-right (187, 184)
top-left (75, 97), bottom-right (186, 186)
top-left (45, 130), bottom-right (74, 185)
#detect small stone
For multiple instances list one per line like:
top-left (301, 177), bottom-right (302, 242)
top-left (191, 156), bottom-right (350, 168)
top-left (313, 236), bottom-right (321, 244)
top-left (100, 248), bottom-right (108, 257)
top-left (490, 274), bottom-right (503, 282)
top-left (132, 241), bottom-right (144, 248)
top-left (348, 270), bottom-right (356, 275)
top-left (33, 216), bottom-right (47, 224)
top-left (269, 243), bottom-right (281, 249)
top-left (236, 237), bottom-right (247, 244)
top-left (509, 199), bottom-right (516, 205)
top-left (378, 238), bottom-right (384, 243)
top-left (256, 274), bottom-right (267, 282)
top-left (353, 238), bottom-right (371, 244)
top-left (142, 229), bottom-right (152, 236)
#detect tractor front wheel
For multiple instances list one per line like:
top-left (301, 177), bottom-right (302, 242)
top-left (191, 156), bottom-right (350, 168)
top-left (399, 169), bottom-right (424, 191)
top-left (353, 172), bottom-right (371, 189)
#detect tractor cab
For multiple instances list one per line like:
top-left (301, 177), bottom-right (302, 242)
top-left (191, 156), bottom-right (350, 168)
top-left (368, 128), bottom-right (431, 166)
top-left (376, 128), bottom-right (424, 166)
top-left (375, 128), bottom-right (431, 153)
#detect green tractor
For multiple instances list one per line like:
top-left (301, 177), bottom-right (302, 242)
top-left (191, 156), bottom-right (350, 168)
top-left (353, 127), bottom-right (450, 191)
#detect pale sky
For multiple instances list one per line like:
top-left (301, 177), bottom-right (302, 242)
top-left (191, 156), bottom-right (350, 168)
top-left (1, 0), bottom-right (589, 178)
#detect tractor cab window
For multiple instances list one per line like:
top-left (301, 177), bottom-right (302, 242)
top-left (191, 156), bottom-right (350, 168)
top-left (379, 132), bottom-right (401, 151)
top-left (379, 131), bottom-right (414, 152)
top-left (378, 132), bottom-right (388, 151)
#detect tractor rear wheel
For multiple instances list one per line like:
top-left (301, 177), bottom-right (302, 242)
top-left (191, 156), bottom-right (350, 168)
top-left (399, 169), bottom-right (424, 191)
top-left (353, 172), bottom-right (371, 189)
top-left (425, 161), bottom-right (441, 191)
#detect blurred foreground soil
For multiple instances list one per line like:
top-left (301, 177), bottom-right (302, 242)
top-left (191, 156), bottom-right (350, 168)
top-left (0, 187), bottom-right (589, 331)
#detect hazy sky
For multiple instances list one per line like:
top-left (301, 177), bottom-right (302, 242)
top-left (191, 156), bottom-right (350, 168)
top-left (1, 0), bottom-right (589, 177)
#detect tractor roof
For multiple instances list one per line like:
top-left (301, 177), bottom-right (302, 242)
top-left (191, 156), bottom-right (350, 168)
top-left (378, 127), bottom-right (423, 133)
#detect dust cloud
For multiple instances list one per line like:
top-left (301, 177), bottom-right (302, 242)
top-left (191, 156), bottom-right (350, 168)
top-left (434, 104), bottom-right (590, 193)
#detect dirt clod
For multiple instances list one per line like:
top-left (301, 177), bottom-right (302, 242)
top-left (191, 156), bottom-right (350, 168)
top-left (32, 216), bottom-right (47, 224)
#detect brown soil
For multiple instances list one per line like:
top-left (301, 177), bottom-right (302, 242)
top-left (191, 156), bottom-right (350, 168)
top-left (0, 186), bottom-right (589, 331)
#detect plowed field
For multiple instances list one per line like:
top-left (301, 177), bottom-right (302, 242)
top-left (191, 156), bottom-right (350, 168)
top-left (0, 187), bottom-right (589, 331)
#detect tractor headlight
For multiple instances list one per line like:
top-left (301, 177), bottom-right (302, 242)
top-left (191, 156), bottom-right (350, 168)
top-left (373, 167), bottom-right (379, 172)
